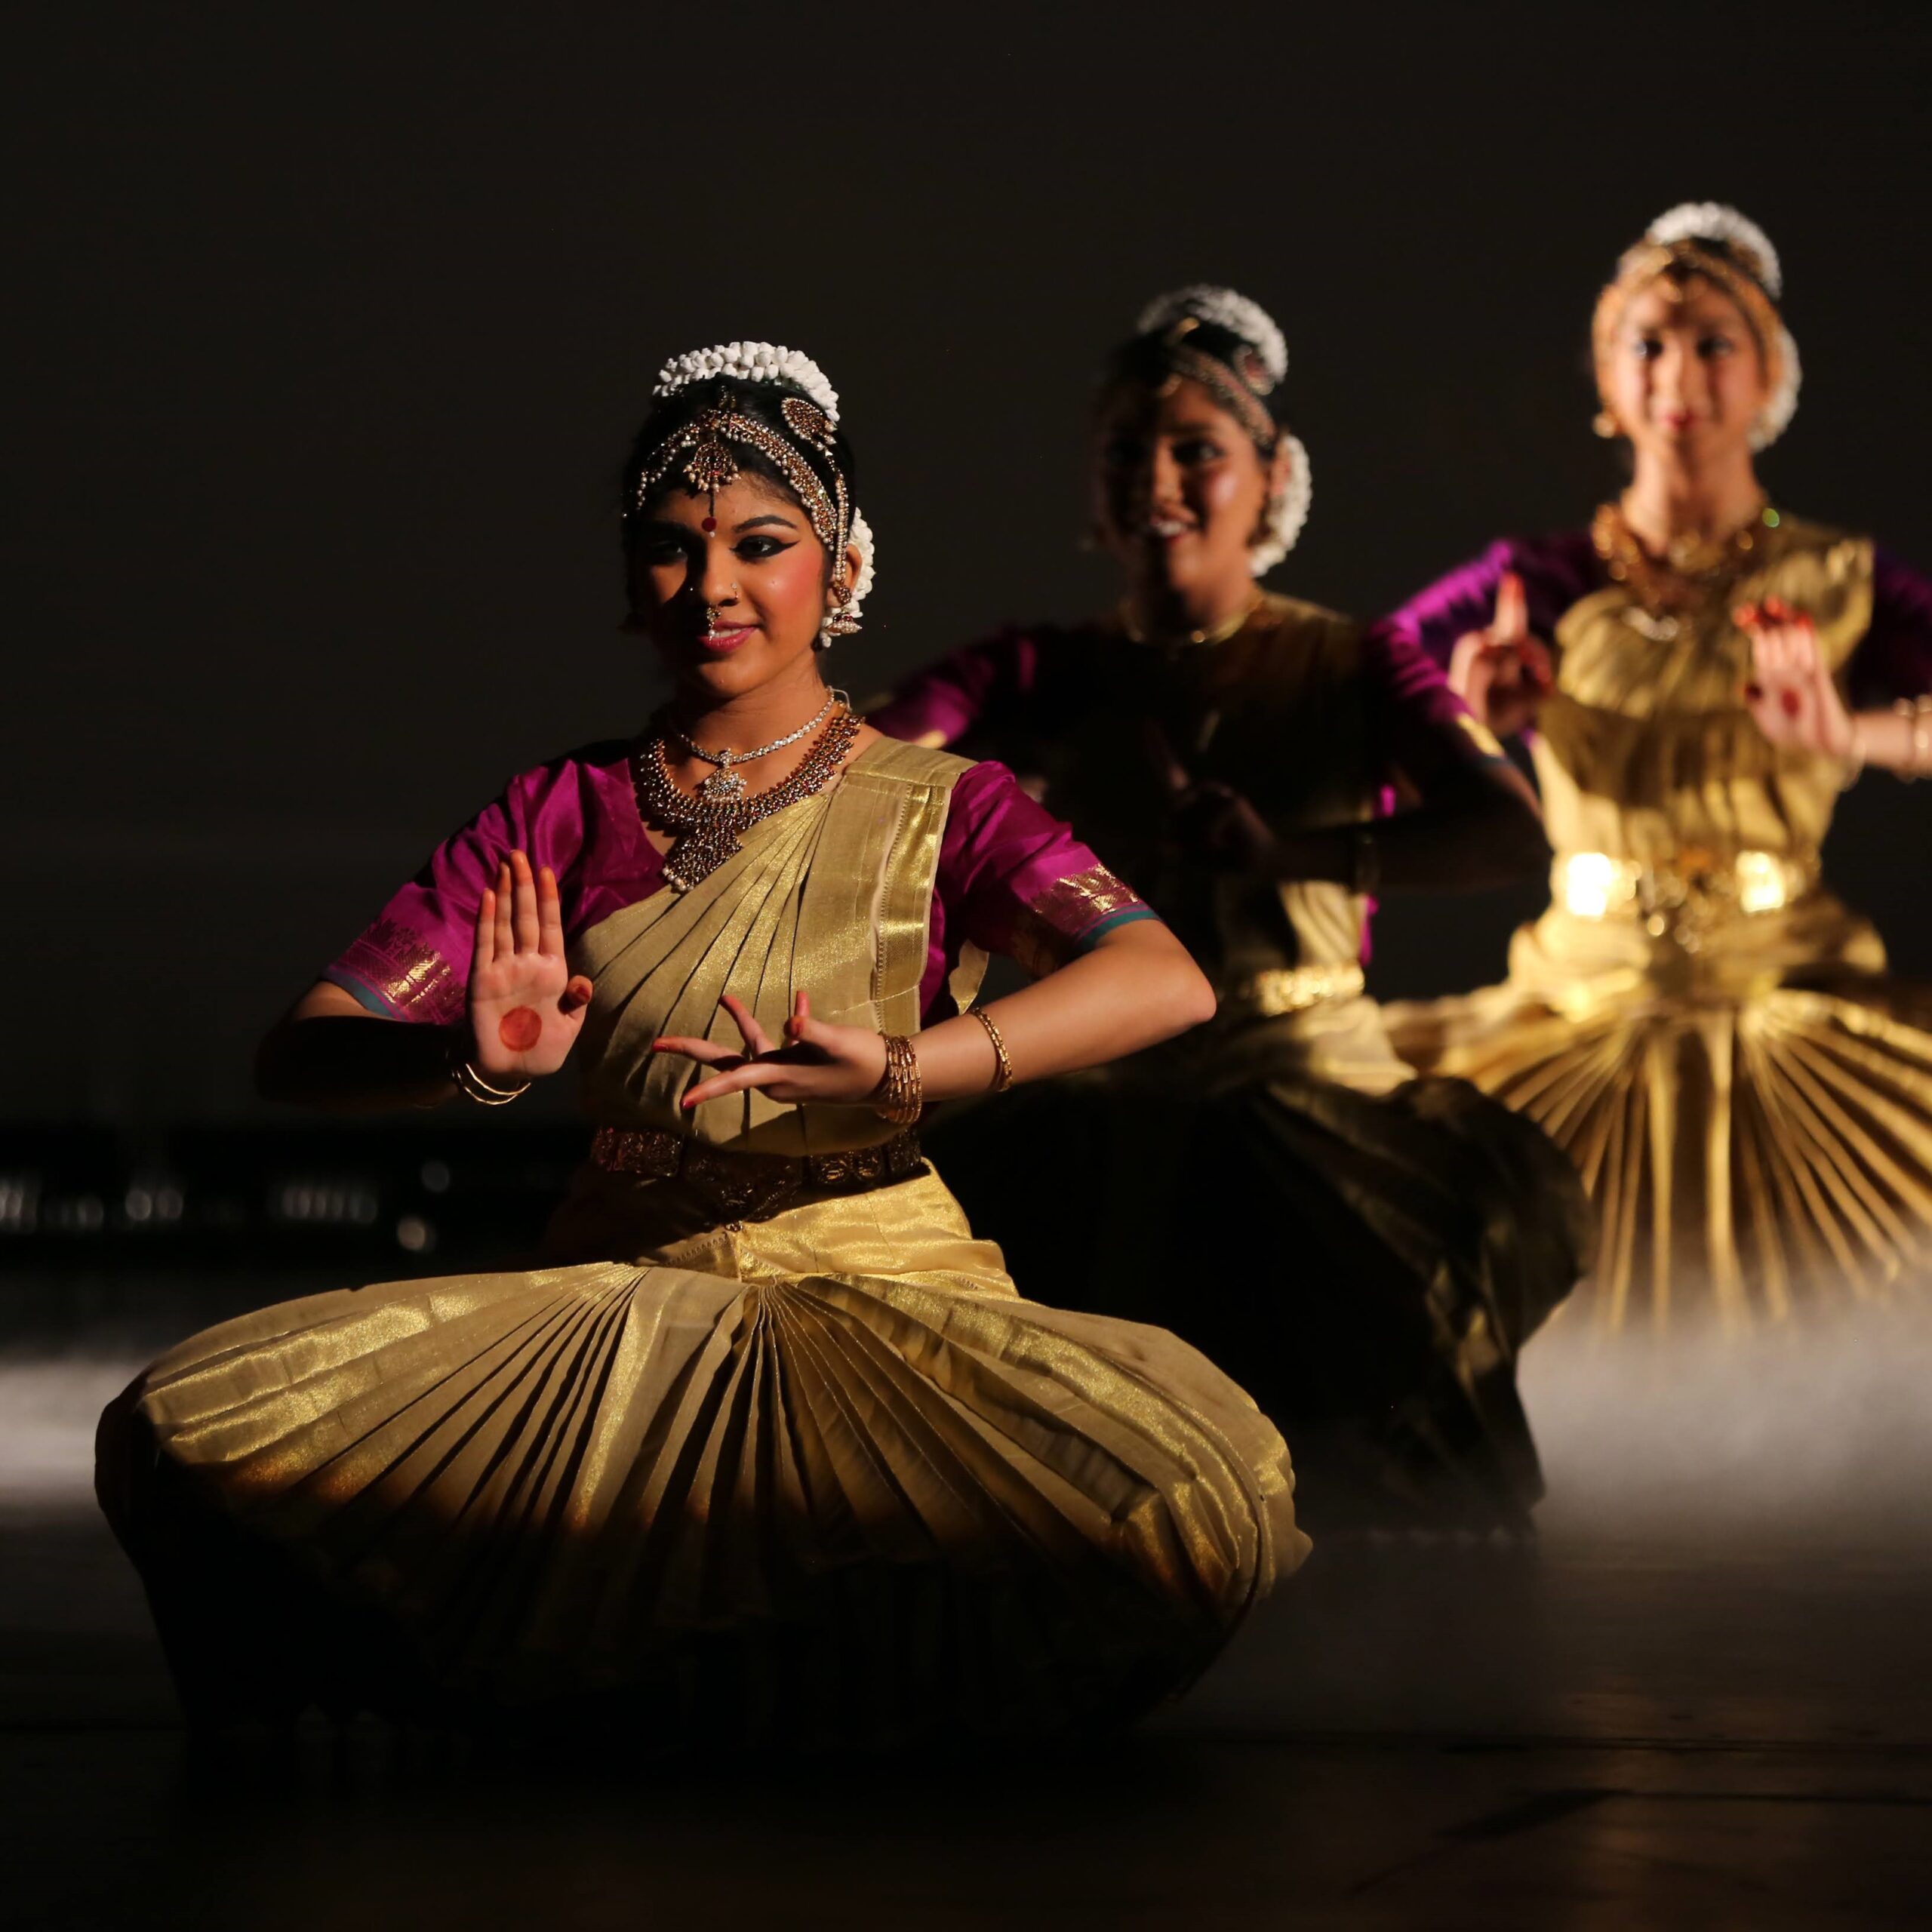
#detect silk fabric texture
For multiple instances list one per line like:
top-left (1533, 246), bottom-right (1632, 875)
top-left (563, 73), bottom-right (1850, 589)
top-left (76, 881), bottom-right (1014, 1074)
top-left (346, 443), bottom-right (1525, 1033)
top-left (875, 596), bottom-right (1587, 1531)
top-left (98, 740), bottom-right (1303, 1741)
top-left (1376, 517), bottom-right (1932, 1330)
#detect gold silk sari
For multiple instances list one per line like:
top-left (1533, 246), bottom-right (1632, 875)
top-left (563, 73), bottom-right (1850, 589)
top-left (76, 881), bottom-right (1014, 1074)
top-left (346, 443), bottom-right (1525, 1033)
top-left (97, 740), bottom-right (1303, 1742)
top-left (1389, 518), bottom-right (1932, 1331)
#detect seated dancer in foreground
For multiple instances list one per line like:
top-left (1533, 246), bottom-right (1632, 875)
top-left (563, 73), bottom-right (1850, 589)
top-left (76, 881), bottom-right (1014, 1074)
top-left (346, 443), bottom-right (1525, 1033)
top-left (1374, 204), bottom-right (1932, 1334)
top-left (874, 289), bottom-right (1589, 1534)
top-left (97, 343), bottom-right (1305, 1743)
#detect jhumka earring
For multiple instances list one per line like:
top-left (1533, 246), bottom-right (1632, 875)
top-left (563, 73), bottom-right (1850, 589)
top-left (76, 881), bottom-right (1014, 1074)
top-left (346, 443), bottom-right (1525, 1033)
top-left (817, 573), bottom-right (861, 650)
top-left (1592, 410), bottom-right (1621, 439)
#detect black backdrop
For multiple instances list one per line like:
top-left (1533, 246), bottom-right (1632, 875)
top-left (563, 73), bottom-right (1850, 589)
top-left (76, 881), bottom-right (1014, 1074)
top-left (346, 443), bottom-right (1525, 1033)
top-left (8, 1), bottom-right (1931, 1121)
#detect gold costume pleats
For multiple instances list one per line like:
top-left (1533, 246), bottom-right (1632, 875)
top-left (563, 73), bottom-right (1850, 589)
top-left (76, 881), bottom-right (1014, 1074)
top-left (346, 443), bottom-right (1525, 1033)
top-left (1407, 985), bottom-right (1932, 1332)
top-left (100, 740), bottom-right (1302, 1738)
top-left (1391, 518), bottom-right (1932, 1331)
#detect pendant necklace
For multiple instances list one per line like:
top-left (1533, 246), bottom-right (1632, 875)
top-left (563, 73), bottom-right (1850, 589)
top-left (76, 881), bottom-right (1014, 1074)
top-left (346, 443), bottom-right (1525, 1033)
top-left (665, 689), bottom-right (838, 805)
top-left (634, 693), bottom-right (860, 891)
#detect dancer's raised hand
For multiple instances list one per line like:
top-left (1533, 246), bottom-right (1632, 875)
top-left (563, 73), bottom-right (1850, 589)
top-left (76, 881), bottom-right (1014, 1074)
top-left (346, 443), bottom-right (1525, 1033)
top-left (654, 991), bottom-right (891, 1109)
top-left (466, 851), bottom-right (595, 1082)
top-left (1739, 598), bottom-right (1856, 758)
top-left (1447, 571), bottom-right (1553, 739)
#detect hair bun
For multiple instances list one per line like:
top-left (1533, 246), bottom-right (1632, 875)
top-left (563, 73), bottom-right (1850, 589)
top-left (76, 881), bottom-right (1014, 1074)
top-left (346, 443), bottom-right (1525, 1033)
top-left (1134, 285), bottom-right (1287, 389)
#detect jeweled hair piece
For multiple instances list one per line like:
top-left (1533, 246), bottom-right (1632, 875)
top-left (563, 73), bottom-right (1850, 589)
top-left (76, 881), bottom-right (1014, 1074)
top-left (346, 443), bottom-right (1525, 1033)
top-left (1125, 285), bottom-right (1311, 574)
top-left (1593, 203), bottom-right (1801, 451)
top-left (631, 340), bottom-right (875, 627)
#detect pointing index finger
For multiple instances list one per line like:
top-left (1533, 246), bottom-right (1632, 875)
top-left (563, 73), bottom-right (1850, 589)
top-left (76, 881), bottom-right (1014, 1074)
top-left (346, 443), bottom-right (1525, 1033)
top-left (1492, 571), bottom-right (1528, 645)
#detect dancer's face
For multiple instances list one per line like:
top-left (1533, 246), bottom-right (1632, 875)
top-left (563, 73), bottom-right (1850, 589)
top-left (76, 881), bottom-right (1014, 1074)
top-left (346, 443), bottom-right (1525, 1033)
top-left (1093, 378), bottom-right (1281, 599)
top-left (627, 475), bottom-right (857, 703)
top-left (1598, 276), bottom-right (1771, 467)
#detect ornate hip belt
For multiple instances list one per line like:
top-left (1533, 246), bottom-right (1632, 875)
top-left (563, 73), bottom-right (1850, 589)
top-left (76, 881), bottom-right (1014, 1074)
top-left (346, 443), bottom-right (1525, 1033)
top-left (1555, 848), bottom-right (1820, 943)
top-left (1223, 961), bottom-right (1366, 1017)
top-left (589, 1124), bottom-right (925, 1221)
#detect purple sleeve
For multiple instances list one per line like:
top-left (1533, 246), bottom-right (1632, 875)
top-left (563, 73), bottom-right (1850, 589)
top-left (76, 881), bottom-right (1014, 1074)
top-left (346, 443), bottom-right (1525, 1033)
top-left (870, 629), bottom-right (1045, 747)
top-left (323, 747), bottom-right (660, 1025)
top-left (1369, 533), bottom-right (1595, 669)
top-left (1847, 547), bottom-right (1932, 706)
top-left (921, 761), bottom-right (1157, 1014)
top-left (1359, 626), bottom-right (1510, 791)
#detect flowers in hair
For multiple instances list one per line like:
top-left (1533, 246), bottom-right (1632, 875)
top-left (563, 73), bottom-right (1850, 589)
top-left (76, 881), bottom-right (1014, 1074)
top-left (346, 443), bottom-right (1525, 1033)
top-left (1136, 285), bottom-right (1288, 388)
top-left (844, 507), bottom-right (876, 618)
top-left (653, 342), bottom-right (841, 423)
top-left (1251, 433), bottom-right (1311, 576)
top-left (1645, 202), bottom-right (1783, 298)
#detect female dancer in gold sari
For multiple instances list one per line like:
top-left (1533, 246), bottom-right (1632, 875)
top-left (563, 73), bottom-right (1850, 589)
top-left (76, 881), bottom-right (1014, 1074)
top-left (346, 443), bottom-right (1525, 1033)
top-left (1377, 205), bottom-right (1932, 1332)
top-left (875, 290), bottom-right (1588, 1533)
top-left (96, 344), bottom-right (1303, 1743)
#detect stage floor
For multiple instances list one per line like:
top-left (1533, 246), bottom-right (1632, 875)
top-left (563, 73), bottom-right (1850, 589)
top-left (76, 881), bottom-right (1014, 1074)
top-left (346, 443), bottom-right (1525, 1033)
top-left (6, 1322), bottom-right (1932, 1929)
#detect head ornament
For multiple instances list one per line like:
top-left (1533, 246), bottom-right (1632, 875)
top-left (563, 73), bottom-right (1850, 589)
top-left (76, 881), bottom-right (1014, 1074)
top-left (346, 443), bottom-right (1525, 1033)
top-left (1131, 285), bottom-right (1309, 574)
top-left (635, 340), bottom-right (873, 632)
top-left (1595, 205), bottom-right (1801, 451)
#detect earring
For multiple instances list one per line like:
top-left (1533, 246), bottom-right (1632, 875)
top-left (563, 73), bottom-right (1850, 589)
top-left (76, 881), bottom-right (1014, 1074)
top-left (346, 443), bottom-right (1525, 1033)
top-left (819, 574), bottom-right (862, 647)
top-left (1592, 410), bottom-right (1621, 439)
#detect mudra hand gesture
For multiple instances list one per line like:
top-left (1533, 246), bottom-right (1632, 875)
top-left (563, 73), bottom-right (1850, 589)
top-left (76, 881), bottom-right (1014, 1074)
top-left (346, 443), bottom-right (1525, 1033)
top-left (1448, 570), bottom-right (1552, 739)
top-left (466, 851), bottom-right (596, 1082)
top-left (1145, 722), bottom-right (1278, 873)
top-left (1738, 597), bottom-right (1857, 758)
top-left (655, 992), bottom-right (891, 1109)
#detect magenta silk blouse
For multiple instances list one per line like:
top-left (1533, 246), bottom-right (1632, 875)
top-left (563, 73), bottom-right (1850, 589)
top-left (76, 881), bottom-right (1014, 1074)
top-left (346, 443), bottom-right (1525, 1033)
top-left (323, 744), bottom-right (1155, 1029)
top-left (1369, 531), bottom-right (1932, 703)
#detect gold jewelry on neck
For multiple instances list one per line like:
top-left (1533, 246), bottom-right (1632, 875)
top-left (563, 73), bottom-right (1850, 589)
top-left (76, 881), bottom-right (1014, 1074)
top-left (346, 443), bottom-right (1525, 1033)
top-left (1592, 499), bottom-right (1777, 617)
top-left (633, 700), bottom-right (861, 890)
top-left (1118, 589), bottom-right (1264, 649)
top-left (666, 689), bottom-right (838, 805)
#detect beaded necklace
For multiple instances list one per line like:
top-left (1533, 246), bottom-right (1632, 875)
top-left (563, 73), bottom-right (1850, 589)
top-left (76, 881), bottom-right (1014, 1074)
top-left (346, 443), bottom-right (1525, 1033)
top-left (632, 702), bottom-right (862, 891)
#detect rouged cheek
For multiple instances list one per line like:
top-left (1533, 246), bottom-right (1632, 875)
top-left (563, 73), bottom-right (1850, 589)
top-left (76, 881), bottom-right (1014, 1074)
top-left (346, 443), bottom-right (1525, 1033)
top-left (498, 1007), bottom-right (543, 1051)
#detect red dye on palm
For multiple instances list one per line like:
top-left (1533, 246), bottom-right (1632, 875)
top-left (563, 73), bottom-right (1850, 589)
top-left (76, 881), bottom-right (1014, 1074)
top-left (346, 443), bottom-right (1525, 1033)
top-left (498, 1007), bottom-right (543, 1051)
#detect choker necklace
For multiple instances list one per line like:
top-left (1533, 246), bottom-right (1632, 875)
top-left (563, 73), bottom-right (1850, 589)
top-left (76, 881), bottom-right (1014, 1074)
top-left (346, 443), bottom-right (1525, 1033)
top-left (1118, 589), bottom-right (1265, 649)
top-left (635, 698), bottom-right (862, 891)
top-left (666, 690), bottom-right (839, 805)
top-left (1592, 500), bottom-right (1779, 617)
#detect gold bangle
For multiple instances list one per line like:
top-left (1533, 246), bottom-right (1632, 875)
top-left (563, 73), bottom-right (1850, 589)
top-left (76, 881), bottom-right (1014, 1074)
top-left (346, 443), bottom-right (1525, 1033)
top-left (871, 1033), bottom-right (923, 1126)
top-left (1841, 723), bottom-right (1868, 790)
top-left (448, 1035), bottom-right (531, 1106)
top-left (1893, 697), bottom-right (1932, 780)
top-left (969, 1006), bottom-right (1015, 1093)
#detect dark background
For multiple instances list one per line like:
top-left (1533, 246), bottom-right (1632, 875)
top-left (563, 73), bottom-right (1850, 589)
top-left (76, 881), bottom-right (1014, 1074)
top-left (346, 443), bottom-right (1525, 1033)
top-left (8, 0), bottom-right (1930, 1124)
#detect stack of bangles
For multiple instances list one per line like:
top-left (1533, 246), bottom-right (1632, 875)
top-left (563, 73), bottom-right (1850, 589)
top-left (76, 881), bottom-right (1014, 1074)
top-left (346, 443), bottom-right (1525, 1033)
top-left (871, 1008), bottom-right (1014, 1127)
top-left (448, 1035), bottom-right (531, 1106)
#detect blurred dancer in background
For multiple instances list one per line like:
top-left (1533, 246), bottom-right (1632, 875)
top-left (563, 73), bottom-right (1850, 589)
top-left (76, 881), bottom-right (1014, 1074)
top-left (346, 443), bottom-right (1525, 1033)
top-left (1375, 205), bottom-right (1932, 1333)
top-left (876, 289), bottom-right (1586, 1533)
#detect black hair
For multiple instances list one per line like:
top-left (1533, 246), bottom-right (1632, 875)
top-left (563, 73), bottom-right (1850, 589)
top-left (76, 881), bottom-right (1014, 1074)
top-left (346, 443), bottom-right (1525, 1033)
top-left (1094, 316), bottom-right (1284, 454)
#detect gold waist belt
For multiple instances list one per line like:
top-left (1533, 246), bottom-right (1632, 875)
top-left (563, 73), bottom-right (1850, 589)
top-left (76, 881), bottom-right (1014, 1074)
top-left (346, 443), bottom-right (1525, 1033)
top-left (1555, 849), bottom-right (1820, 931)
top-left (590, 1124), bottom-right (925, 1220)
top-left (1224, 961), bottom-right (1366, 1017)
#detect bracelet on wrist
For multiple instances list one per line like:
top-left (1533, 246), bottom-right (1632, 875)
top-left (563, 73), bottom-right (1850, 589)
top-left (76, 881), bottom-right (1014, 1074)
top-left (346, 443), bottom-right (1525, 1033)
top-left (969, 1006), bottom-right (1015, 1094)
top-left (1894, 696), bottom-right (1932, 780)
top-left (448, 1034), bottom-right (531, 1106)
top-left (871, 1033), bottom-right (923, 1126)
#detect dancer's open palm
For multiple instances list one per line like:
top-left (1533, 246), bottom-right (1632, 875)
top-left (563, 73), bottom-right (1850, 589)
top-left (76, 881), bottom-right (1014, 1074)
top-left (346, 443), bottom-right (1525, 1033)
top-left (466, 851), bottom-right (595, 1083)
top-left (1739, 598), bottom-right (1856, 759)
top-left (654, 992), bottom-right (891, 1109)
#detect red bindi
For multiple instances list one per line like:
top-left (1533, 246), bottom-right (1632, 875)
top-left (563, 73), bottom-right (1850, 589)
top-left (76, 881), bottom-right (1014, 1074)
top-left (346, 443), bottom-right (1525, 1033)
top-left (701, 515), bottom-right (716, 533)
top-left (498, 1006), bottom-right (543, 1051)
